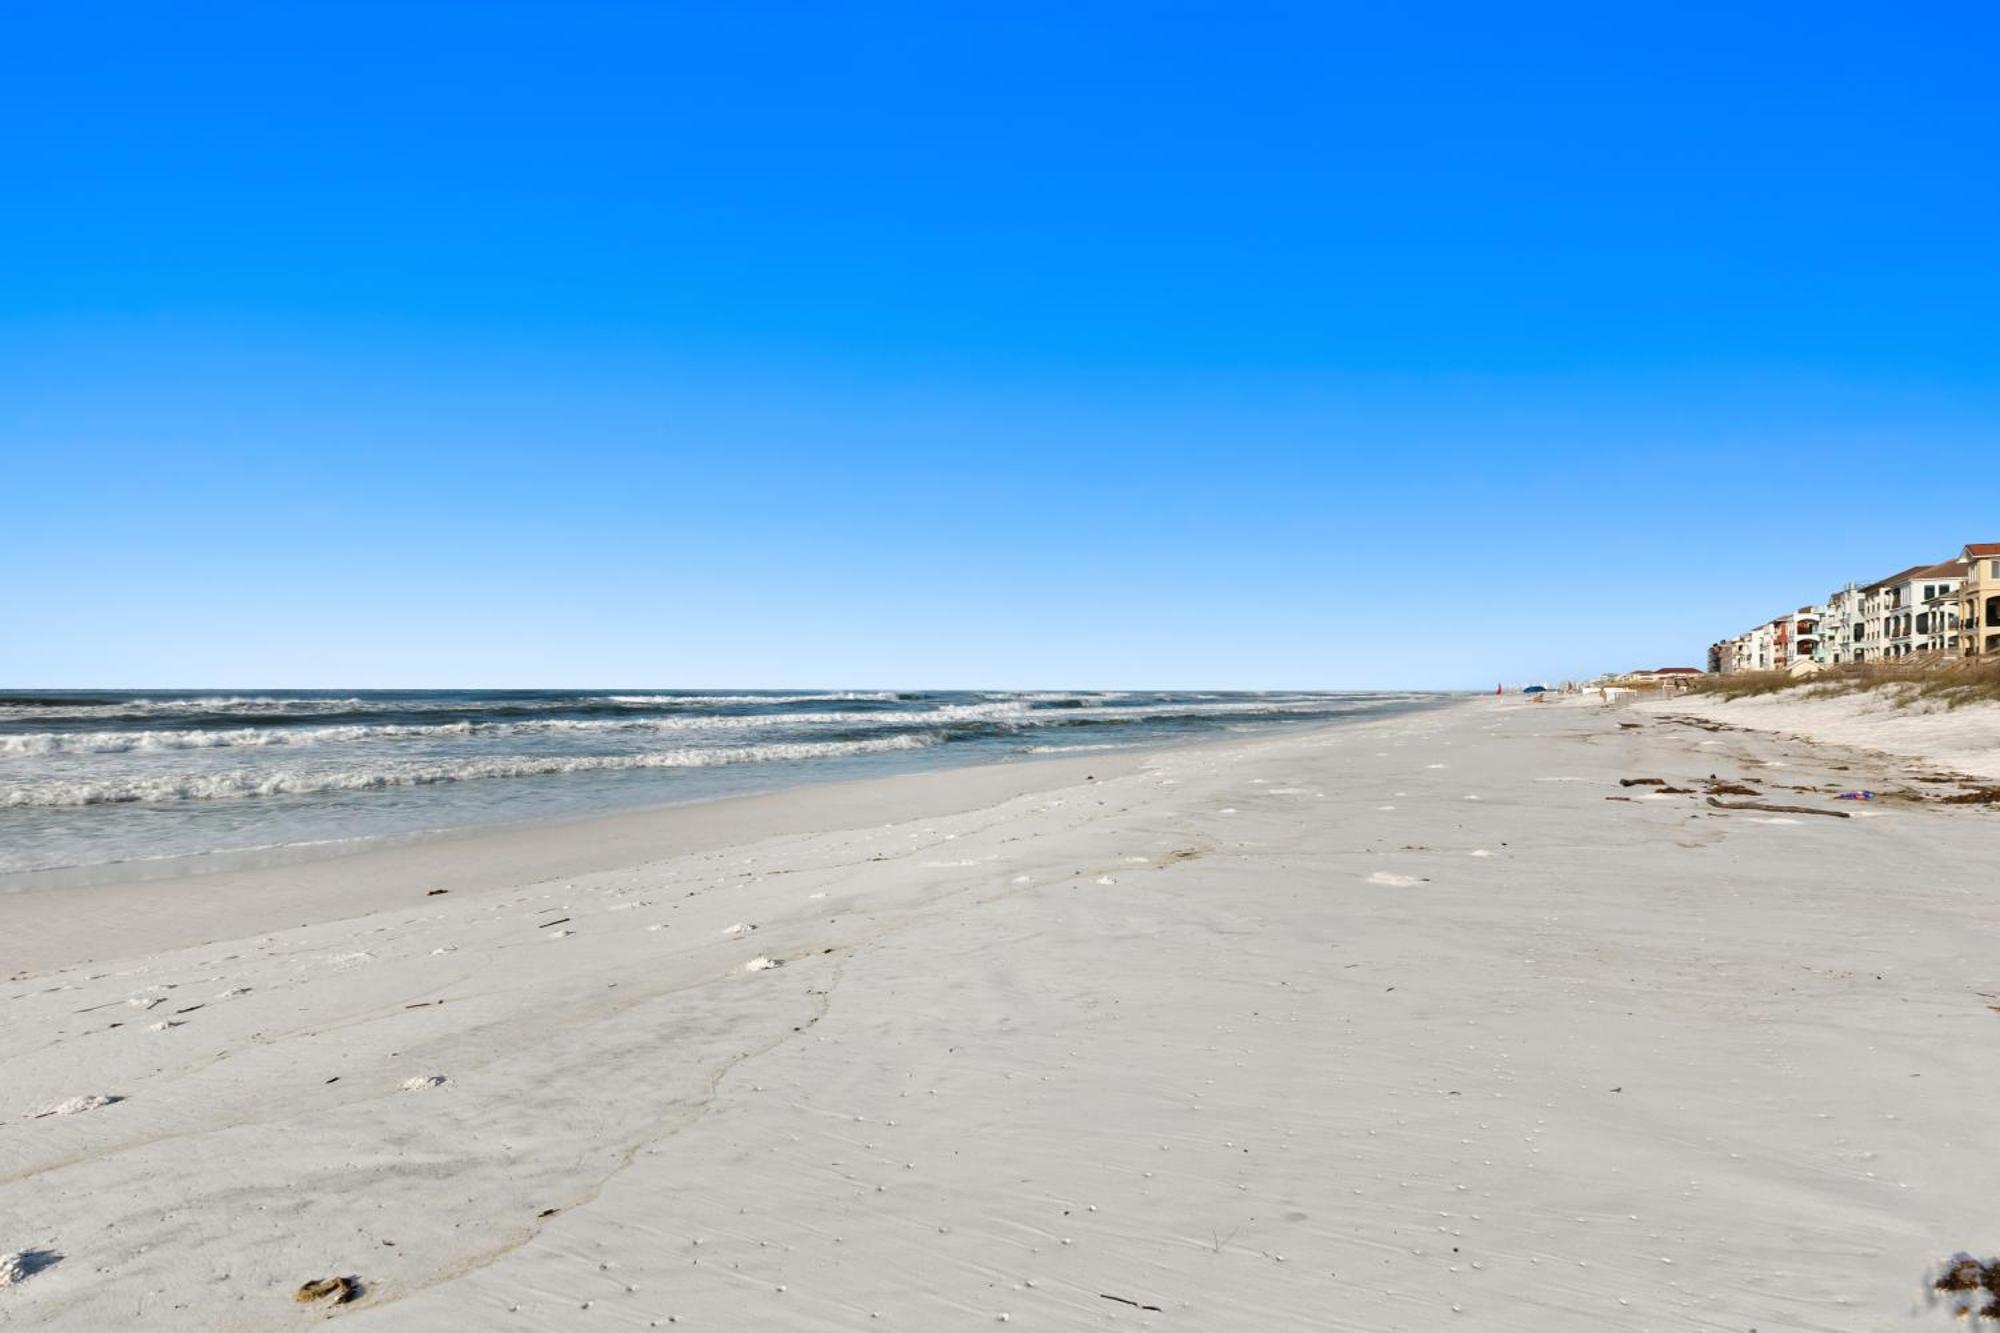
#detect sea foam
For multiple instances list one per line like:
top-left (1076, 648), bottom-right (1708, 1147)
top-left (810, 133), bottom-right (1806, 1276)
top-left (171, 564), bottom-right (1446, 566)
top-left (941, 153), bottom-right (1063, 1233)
top-left (3, 734), bottom-right (941, 807)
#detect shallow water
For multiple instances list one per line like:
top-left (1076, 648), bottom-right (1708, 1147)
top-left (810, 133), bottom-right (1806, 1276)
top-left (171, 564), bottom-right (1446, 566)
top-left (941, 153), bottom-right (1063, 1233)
top-left (0, 688), bottom-right (1447, 873)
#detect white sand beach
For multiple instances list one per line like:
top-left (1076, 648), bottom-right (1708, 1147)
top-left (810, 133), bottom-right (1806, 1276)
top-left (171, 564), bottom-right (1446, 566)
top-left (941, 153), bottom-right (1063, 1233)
top-left (1641, 686), bottom-right (2000, 784)
top-left (3, 698), bottom-right (1996, 1330)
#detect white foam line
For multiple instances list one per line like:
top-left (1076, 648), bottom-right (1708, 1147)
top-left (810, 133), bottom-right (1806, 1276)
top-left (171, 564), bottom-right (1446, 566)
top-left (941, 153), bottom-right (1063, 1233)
top-left (1, 734), bottom-right (942, 807)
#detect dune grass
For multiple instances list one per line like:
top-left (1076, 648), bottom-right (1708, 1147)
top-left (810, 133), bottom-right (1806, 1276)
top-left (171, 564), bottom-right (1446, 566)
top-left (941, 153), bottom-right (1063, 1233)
top-left (1689, 658), bottom-right (2000, 709)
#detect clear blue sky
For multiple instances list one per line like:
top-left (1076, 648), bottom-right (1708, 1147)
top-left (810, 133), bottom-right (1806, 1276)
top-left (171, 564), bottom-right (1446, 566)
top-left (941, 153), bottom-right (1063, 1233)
top-left (6, 2), bottom-right (1995, 689)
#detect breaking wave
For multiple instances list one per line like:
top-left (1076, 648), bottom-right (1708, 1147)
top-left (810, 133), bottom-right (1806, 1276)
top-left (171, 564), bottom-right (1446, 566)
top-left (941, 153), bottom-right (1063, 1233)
top-left (601, 692), bottom-right (907, 706)
top-left (0, 703), bottom-right (1037, 755)
top-left (3, 734), bottom-right (942, 807)
top-left (0, 699), bottom-right (1375, 757)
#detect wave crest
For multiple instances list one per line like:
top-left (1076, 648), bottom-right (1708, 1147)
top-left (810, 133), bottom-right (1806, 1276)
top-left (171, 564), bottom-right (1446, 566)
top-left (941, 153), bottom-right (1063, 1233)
top-left (2, 734), bottom-right (940, 807)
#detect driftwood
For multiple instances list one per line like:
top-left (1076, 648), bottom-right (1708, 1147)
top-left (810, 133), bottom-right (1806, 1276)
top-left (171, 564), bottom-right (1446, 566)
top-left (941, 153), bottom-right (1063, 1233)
top-left (294, 1276), bottom-right (360, 1305)
top-left (1705, 797), bottom-right (1849, 819)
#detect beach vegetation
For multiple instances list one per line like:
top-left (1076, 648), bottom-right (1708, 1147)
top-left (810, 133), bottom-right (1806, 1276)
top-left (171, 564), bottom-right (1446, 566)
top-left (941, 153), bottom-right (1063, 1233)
top-left (1687, 658), bottom-right (2000, 710)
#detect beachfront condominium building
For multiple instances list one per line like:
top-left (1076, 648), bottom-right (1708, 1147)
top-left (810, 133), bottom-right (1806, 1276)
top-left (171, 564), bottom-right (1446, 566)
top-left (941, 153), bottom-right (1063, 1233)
top-left (1705, 543), bottom-right (1998, 669)
top-left (1821, 583), bottom-right (1863, 663)
top-left (1733, 626), bottom-right (1757, 672)
top-left (1857, 565), bottom-right (1930, 662)
top-left (1957, 543), bottom-right (2000, 658)
top-left (1876, 563), bottom-right (1956, 658)
top-left (1786, 606), bottom-right (1822, 666)
top-left (1710, 631), bottom-right (1756, 674)
top-left (1748, 620), bottom-right (1777, 671)
top-left (1909, 560), bottom-right (1967, 655)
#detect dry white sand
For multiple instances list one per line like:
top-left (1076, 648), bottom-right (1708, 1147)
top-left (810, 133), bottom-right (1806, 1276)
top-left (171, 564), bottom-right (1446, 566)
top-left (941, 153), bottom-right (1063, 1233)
top-left (3, 700), bottom-right (1997, 1330)
top-left (1642, 686), bottom-right (2000, 782)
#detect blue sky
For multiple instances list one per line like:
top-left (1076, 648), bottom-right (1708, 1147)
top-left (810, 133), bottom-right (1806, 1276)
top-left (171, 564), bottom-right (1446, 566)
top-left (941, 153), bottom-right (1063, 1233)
top-left (5, 2), bottom-right (1996, 688)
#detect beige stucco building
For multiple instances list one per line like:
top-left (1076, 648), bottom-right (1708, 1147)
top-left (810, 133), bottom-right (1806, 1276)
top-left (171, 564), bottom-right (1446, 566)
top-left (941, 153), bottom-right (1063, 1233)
top-left (1957, 543), bottom-right (2000, 658)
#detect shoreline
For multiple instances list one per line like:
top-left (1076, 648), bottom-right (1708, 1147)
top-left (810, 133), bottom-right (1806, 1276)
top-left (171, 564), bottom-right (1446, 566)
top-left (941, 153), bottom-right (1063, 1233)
top-left (0, 738), bottom-right (1169, 896)
top-left (5, 696), bottom-right (1996, 1330)
top-left (2, 707), bottom-right (1458, 972)
top-left (0, 741), bottom-right (1161, 977)
top-left (0, 690), bottom-right (1451, 884)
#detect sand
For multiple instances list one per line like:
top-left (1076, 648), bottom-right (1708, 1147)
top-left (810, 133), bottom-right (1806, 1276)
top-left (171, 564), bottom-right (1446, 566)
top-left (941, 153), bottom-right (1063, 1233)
top-left (1641, 685), bottom-right (2000, 782)
top-left (2, 699), bottom-right (1996, 1330)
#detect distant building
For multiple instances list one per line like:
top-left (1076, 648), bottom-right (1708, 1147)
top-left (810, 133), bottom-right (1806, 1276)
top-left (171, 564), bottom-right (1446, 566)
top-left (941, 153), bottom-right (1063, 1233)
top-left (1821, 582), bottom-right (1863, 664)
top-left (1786, 606), bottom-right (1822, 665)
top-left (1958, 544), bottom-right (2000, 658)
top-left (1748, 620), bottom-right (1777, 671)
top-left (1858, 566), bottom-right (1931, 661)
top-left (1908, 560), bottom-right (1967, 655)
top-left (1702, 545), bottom-right (1996, 668)
top-left (1877, 561), bottom-right (1963, 656)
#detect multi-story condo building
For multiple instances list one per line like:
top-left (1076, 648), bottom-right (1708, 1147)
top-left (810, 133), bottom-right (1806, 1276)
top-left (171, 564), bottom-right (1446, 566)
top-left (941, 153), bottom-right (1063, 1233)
top-left (1958, 543), bottom-right (2000, 658)
top-left (1747, 620), bottom-right (1777, 670)
top-left (1820, 583), bottom-right (1863, 663)
top-left (1707, 543), bottom-right (1999, 671)
top-left (1857, 565), bottom-right (1930, 662)
top-left (1710, 631), bottom-right (1757, 674)
top-left (1710, 608), bottom-right (1822, 674)
top-left (1910, 560), bottom-right (1967, 655)
top-left (1877, 563), bottom-right (1957, 657)
top-left (1786, 606), bottom-right (1822, 665)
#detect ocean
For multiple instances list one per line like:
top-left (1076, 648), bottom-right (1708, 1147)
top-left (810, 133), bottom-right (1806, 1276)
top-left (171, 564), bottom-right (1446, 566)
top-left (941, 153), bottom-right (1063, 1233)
top-left (0, 688), bottom-right (1446, 878)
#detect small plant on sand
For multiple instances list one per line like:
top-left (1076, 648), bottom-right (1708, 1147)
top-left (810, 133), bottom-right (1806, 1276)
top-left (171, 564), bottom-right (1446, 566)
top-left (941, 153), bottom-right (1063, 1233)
top-left (1931, 1253), bottom-right (2000, 1320)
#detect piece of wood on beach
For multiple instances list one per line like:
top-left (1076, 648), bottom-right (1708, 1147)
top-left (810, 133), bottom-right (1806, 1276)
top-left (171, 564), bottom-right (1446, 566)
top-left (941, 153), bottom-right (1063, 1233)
top-left (293, 1275), bottom-right (361, 1305)
top-left (1704, 797), bottom-right (1849, 819)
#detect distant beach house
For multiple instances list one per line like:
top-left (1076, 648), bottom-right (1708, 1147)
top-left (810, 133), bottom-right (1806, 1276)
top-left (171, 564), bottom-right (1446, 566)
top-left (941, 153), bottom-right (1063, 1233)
top-left (1820, 583), bottom-right (1863, 664)
top-left (1869, 562), bottom-right (1957, 658)
top-left (1958, 543), bottom-right (2000, 658)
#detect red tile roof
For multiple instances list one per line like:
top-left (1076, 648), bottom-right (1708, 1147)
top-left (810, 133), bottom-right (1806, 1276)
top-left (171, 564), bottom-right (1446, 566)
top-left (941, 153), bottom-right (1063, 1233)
top-left (1965, 542), bottom-right (2000, 557)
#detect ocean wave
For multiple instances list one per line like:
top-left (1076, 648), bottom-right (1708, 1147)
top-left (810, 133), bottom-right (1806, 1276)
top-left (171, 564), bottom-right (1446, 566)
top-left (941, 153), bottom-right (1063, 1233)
top-left (0, 703), bottom-right (1038, 755)
top-left (600, 692), bottom-right (908, 706)
top-left (0, 695), bottom-right (374, 721)
top-left (0, 723), bottom-right (477, 755)
top-left (1, 734), bottom-right (941, 807)
top-left (0, 698), bottom-right (1368, 757)
top-left (0, 691), bottom-right (915, 723)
